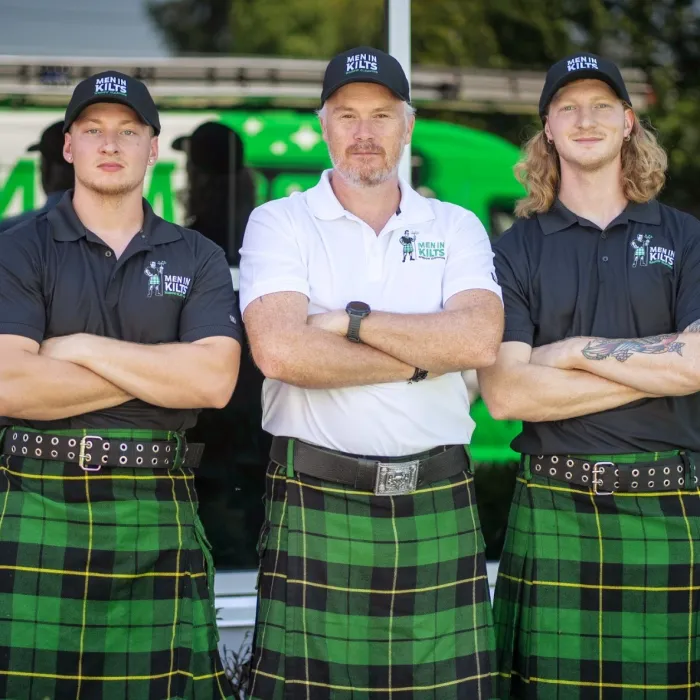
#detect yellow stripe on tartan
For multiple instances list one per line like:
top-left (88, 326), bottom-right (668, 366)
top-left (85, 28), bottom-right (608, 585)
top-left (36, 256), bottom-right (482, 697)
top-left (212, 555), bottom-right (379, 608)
top-left (518, 477), bottom-right (700, 497)
top-left (387, 495), bottom-right (399, 689)
top-left (76, 466), bottom-right (94, 700)
top-left (0, 669), bottom-right (227, 681)
top-left (0, 465), bottom-right (194, 482)
top-left (0, 564), bottom-right (205, 579)
top-left (503, 670), bottom-right (696, 690)
top-left (588, 489), bottom-right (605, 700)
top-left (167, 470), bottom-right (184, 700)
top-left (269, 471), bottom-right (474, 496)
top-left (677, 492), bottom-right (694, 700)
top-left (464, 469), bottom-right (483, 698)
top-left (250, 491), bottom-right (288, 699)
top-left (253, 668), bottom-right (496, 691)
top-left (281, 574), bottom-right (487, 594)
top-left (497, 572), bottom-right (700, 592)
top-left (298, 477), bottom-right (311, 700)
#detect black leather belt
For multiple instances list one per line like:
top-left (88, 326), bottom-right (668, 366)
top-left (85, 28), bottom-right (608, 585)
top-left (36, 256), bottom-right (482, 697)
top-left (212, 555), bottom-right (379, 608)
top-left (271, 437), bottom-right (469, 495)
top-left (530, 453), bottom-right (699, 493)
top-left (3, 429), bottom-right (204, 471)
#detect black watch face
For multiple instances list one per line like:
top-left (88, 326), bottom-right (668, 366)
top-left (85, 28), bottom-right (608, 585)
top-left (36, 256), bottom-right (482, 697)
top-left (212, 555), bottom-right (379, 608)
top-left (346, 301), bottom-right (370, 315)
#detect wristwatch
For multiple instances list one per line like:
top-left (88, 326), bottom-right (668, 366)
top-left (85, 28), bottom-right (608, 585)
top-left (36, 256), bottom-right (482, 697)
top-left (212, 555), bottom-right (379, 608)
top-left (345, 301), bottom-right (371, 343)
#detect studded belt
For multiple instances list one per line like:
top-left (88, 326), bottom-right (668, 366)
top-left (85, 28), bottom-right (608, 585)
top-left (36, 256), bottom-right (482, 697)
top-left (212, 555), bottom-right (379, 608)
top-left (2, 429), bottom-right (204, 471)
top-left (529, 453), bottom-right (698, 494)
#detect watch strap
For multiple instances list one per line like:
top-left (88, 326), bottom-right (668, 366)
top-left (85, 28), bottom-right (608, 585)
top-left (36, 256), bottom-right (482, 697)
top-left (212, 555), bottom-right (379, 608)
top-left (347, 314), bottom-right (363, 342)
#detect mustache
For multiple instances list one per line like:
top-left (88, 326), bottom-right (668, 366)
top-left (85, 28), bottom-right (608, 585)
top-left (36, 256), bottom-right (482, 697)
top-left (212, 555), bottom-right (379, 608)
top-left (346, 144), bottom-right (385, 155)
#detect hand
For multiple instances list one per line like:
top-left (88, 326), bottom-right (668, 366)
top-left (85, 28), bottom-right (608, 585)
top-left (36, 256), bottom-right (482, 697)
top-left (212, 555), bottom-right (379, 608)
top-left (39, 333), bottom-right (92, 364)
top-left (307, 310), bottom-right (350, 337)
top-left (530, 337), bottom-right (588, 370)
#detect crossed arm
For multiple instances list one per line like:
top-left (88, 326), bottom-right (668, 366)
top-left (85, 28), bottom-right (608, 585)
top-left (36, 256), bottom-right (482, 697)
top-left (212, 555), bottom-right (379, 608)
top-left (478, 320), bottom-right (700, 422)
top-left (0, 333), bottom-right (240, 421)
top-left (243, 288), bottom-right (503, 389)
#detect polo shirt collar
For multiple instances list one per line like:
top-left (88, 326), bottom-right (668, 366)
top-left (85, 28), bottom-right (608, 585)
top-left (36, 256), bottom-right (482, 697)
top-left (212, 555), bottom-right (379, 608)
top-left (47, 190), bottom-right (182, 245)
top-left (306, 169), bottom-right (435, 225)
top-left (539, 198), bottom-right (661, 235)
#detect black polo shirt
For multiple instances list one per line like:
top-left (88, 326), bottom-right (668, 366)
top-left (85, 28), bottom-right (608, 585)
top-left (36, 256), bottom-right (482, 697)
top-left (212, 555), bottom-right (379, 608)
top-left (0, 191), bottom-right (242, 432)
top-left (495, 199), bottom-right (700, 454)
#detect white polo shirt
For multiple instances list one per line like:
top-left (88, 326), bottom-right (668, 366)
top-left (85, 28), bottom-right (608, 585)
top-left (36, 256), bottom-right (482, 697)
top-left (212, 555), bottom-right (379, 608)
top-left (239, 169), bottom-right (502, 457)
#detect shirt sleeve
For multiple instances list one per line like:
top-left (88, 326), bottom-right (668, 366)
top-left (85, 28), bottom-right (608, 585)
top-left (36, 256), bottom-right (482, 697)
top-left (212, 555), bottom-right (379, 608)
top-left (238, 202), bottom-right (309, 315)
top-left (494, 233), bottom-right (535, 346)
top-left (675, 215), bottom-right (700, 332)
top-left (0, 226), bottom-right (46, 343)
top-left (442, 209), bottom-right (503, 304)
top-left (179, 246), bottom-right (242, 344)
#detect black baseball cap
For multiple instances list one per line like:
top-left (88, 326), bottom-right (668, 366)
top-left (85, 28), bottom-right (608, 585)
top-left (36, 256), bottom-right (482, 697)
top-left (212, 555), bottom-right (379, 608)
top-left (539, 53), bottom-right (631, 119)
top-left (172, 122), bottom-right (244, 174)
top-left (62, 71), bottom-right (161, 135)
top-left (321, 46), bottom-right (410, 105)
top-left (27, 121), bottom-right (67, 163)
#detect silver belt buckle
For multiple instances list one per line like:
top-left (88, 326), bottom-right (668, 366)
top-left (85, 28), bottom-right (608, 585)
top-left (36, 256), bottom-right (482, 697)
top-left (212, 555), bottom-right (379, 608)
top-left (593, 461), bottom-right (615, 495)
top-left (374, 460), bottom-right (420, 495)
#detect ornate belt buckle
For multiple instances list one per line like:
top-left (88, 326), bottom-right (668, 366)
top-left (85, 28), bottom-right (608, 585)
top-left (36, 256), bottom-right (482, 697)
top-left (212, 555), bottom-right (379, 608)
top-left (374, 461), bottom-right (420, 495)
top-left (593, 461), bottom-right (615, 495)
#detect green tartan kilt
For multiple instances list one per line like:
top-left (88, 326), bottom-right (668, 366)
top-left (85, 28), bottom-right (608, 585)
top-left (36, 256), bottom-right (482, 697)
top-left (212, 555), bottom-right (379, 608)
top-left (494, 453), bottom-right (700, 700)
top-left (247, 458), bottom-right (497, 700)
top-left (0, 429), bottom-right (235, 700)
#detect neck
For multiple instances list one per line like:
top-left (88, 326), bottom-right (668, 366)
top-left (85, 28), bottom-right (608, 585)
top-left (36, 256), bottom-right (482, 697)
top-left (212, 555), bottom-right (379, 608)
top-left (329, 170), bottom-right (401, 234)
top-left (72, 183), bottom-right (145, 253)
top-left (558, 158), bottom-right (628, 229)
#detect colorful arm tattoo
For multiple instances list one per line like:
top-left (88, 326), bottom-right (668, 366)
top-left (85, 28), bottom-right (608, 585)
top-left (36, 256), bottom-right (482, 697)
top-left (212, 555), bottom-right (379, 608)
top-left (581, 334), bottom-right (685, 363)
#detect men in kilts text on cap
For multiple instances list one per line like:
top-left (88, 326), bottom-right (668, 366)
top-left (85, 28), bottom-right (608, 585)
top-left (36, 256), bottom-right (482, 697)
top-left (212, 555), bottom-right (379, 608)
top-left (239, 46), bottom-right (504, 699)
top-left (479, 53), bottom-right (700, 699)
top-left (0, 72), bottom-right (241, 698)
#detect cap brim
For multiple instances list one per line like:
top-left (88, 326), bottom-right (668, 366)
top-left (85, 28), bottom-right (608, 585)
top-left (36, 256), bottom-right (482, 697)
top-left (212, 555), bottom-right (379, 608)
top-left (322, 75), bottom-right (408, 104)
top-left (171, 135), bottom-right (188, 151)
top-left (542, 70), bottom-right (629, 117)
top-left (27, 142), bottom-right (41, 152)
top-left (63, 94), bottom-right (157, 134)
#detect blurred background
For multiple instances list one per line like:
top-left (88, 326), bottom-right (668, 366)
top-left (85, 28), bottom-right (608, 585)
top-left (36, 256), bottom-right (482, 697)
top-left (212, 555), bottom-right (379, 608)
top-left (1, 0), bottom-right (697, 678)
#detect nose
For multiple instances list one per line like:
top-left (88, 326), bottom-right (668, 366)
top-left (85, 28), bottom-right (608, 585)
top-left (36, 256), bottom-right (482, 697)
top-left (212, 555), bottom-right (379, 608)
top-left (98, 132), bottom-right (120, 154)
top-left (352, 117), bottom-right (374, 141)
top-left (575, 105), bottom-right (595, 129)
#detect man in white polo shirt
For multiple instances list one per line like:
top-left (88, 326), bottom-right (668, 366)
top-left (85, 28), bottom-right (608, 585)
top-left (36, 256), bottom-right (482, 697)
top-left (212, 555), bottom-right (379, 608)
top-left (240, 46), bottom-right (504, 700)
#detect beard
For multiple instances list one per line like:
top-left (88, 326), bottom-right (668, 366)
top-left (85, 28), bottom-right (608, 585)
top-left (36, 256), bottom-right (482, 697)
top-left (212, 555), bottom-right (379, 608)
top-left (76, 170), bottom-right (144, 198)
top-left (329, 137), bottom-right (407, 187)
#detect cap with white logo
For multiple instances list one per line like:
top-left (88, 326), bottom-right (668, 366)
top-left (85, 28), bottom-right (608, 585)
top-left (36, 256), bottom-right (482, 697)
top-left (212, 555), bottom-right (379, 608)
top-left (63, 71), bottom-right (161, 134)
top-left (321, 46), bottom-right (410, 105)
top-left (538, 53), bottom-right (631, 120)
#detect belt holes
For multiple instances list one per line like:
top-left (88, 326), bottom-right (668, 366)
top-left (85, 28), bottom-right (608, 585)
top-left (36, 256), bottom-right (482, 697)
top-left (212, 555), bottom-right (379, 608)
top-left (664, 479), bottom-right (670, 487)
top-left (35, 436), bottom-right (43, 444)
top-left (632, 469), bottom-right (639, 477)
top-left (551, 456), bottom-right (559, 464)
top-left (581, 475), bottom-right (589, 482)
top-left (583, 463), bottom-right (590, 471)
top-left (614, 481), bottom-right (619, 488)
top-left (22, 434), bottom-right (29, 442)
top-left (136, 444), bottom-right (144, 452)
top-left (549, 467), bottom-right (556, 476)
top-left (85, 441), bottom-right (92, 449)
top-left (12, 433), bottom-right (17, 440)
top-left (565, 471), bottom-right (572, 479)
top-left (67, 452), bottom-right (75, 460)
top-left (51, 438), bottom-right (59, 446)
top-left (151, 457), bottom-right (158, 465)
top-left (21, 447), bottom-right (27, 455)
top-left (68, 439), bottom-right (76, 447)
top-left (631, 481), bottom-right (638, 488)
top-left (566, 459), bottom-right (574, 467)
top-left (34, 449), bottom-right (42, 457)
top-left (664, 467), bottom-right (670, 475)
top-left (649, 468), bottom-right (655, 476)
top-left (648, 481), bottom-right (654, 488)
top-left (119, 456), bottom-right (128, 465)
top-left (678, 465), bottom-right (684, 473)
top-left (101, 455), bottom-right (109, 464)
top-left (136, 457), bottom-right (143, 465)
top-left (165, 446), bottom-right (171, 453)
top-left (152, 445), bottom-right (159, 453)
top-left (103, 442), bottom-right (110, 451)
top-left (10, 447), bottom-right (15, 454)
top-left (120, 443), bottom-right (128, 452)
top-left (535, 464), bottom-right (541, 471)
top-left (680, 477), bottom-right (685, 486)
top-left (51, 450), bottom-right (57, 458)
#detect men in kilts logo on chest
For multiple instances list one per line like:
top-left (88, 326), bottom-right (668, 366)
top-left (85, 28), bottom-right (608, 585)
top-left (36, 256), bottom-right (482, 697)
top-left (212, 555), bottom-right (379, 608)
top-left (239, 46), bottom-right (504, 700)
top-left (0, 72), bottom-right (242, 699)
top-left (479, 53), bottom-right (700, 699)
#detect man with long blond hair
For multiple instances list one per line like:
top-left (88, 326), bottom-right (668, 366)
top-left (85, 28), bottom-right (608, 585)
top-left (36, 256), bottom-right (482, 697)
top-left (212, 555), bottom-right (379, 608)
top-left (479, 53), bottom-right (700, 698)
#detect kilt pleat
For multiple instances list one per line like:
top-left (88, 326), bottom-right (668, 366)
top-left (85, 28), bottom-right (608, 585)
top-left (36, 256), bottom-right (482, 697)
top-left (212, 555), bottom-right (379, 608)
top-left (247, 459), bottom-right (497, 700)
top-left (0, 447), bottom-right (235, 700)
top-left (494, 454), bottom-right (700, 700)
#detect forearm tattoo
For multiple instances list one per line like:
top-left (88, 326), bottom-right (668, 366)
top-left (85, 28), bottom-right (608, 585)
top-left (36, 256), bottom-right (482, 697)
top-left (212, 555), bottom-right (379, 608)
top-left (581, 334), bottom-right (685, 362)
top-left (685, 319), bottom-right (700, 332)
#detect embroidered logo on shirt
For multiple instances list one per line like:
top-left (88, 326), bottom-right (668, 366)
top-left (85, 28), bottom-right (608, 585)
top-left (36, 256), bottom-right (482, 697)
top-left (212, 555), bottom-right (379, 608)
top-left (144, 261), bottom-right (191, 298)
top-left (417, 240), bottom-right (446, 260)
top-left (630, 233), bottom-right (675, 269)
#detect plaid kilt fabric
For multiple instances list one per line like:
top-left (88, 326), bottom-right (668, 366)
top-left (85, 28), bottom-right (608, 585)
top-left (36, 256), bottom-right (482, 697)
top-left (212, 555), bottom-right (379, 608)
top-left (247, 447), bottom-right (497, 700)
top-left (494, 451), bottom-right (700, 700)
top-left (0, 428), bottom-right (235, 700)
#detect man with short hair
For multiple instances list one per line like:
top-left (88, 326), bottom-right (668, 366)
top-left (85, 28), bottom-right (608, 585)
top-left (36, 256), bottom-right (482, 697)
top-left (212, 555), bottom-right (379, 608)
top-left (240, 46), bottom-right (504, 699)
top-left (0, 121), bottom-right (74, 232)
top-left (0, 71), bottom-right (241, 698)
top-left (479, 54), bottom-right (700, 698)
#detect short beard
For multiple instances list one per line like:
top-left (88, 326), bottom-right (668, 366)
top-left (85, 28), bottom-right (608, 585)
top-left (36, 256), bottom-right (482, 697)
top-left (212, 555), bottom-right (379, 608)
top-left (76, 172), bottom-right (143, 199)
top-left (330, 137), bottom-right (407, 188)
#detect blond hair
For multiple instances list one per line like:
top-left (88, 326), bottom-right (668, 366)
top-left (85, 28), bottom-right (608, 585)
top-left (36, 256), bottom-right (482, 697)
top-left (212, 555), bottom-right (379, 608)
top-left (514, 107), bottom-right (668, 218)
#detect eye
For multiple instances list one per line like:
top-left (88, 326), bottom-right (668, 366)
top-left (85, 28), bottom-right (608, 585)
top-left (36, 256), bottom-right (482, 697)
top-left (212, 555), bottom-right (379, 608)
top-left (595, 102), bottom-right (612, 109)
top-left (374, 113), bottom-right (390, 118)
top-left (122, 129), bottom-right (136, 135)
top-left (86, 128), bottom-right (100, 134)
top-left (561, 105), bottom-right (576, 112)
